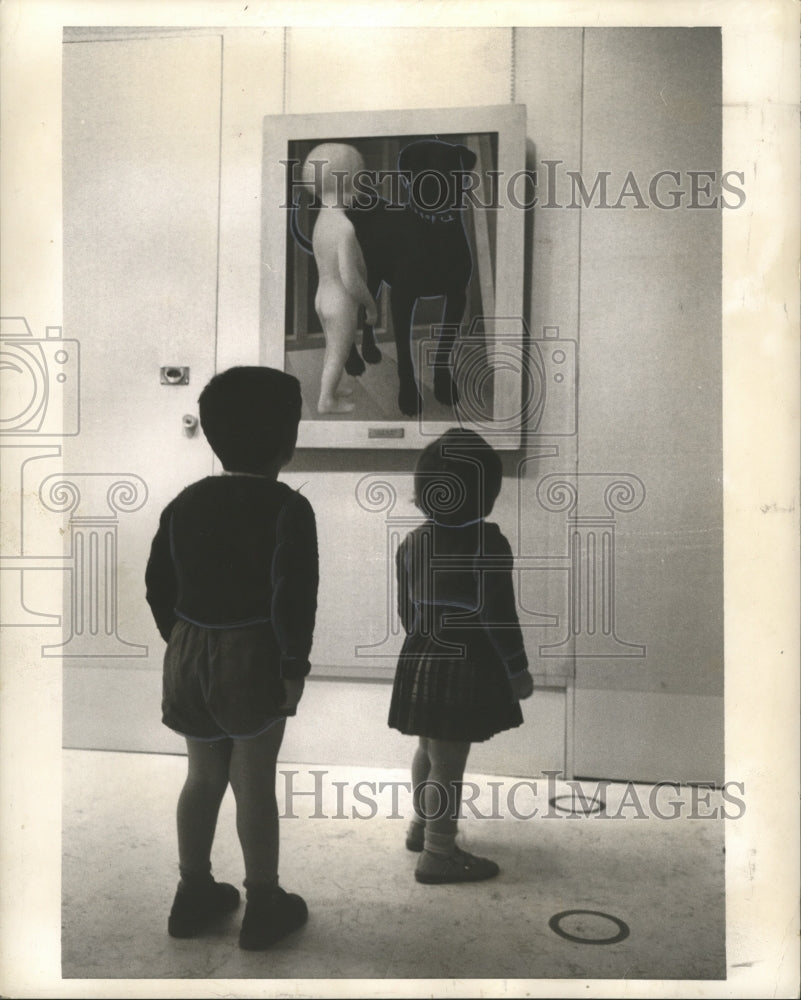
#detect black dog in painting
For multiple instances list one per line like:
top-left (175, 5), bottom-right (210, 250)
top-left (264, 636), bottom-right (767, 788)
top-left (292, 138), bottom-right (478, 417)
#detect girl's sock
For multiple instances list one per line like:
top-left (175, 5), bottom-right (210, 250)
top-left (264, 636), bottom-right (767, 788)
top-left (423, 828), bottom-right (456, 857)
top-left (406, 818), bottom-right (425, 851)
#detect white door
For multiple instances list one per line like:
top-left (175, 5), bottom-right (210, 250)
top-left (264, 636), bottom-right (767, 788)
top-left (59, 33), bottom-right (223, 750)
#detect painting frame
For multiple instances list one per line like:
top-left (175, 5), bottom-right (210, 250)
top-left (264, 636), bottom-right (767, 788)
top-left (260, 103), bottom-right (529, 449)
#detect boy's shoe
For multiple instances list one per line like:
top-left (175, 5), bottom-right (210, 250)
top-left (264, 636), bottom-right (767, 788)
top-left (167, 879), bottom-right (241, 938)
top-left (415, 847), bottom-right (500, 885)
top-left (238, 886), bottom-right (309, 951)
top-left (405, 822), bottom-right (425, 852)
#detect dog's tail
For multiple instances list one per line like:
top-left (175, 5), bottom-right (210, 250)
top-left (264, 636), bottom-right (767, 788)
top-left (289, 194), bottom-right (313, 255)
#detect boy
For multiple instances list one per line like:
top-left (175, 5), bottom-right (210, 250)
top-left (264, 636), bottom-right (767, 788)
top-left (145, 366), bottom-right (317, 950)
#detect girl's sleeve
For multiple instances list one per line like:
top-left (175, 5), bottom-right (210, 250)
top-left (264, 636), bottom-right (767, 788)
top-left (271, 492), bottom-right (319, 679)
top-left (395, 534), bottom-right (415, 635)
top-left (476, 526), bottom-right (529, 677)
top-left (144, 503), bottom-right (178, 643)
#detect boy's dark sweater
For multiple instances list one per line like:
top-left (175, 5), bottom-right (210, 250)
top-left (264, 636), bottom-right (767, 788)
top-left (145, 475), bottom-right (318, 679)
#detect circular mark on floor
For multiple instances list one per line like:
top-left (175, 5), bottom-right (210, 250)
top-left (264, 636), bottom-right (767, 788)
top-left (548, 909), bottom-right (630, 945)
top-left (548, 794), bottom-right (606, 816)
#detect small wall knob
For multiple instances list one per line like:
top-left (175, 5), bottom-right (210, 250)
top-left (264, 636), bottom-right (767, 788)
top-left (161, 366), bottom-right (190, 385)
top-left (182, 414), bottom-right (199, 437)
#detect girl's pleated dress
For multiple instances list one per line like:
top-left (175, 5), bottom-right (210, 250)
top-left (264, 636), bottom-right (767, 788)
top-left (388, 519), bottom-right (528, 743)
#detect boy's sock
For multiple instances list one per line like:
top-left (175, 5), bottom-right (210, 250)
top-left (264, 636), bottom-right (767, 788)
top-left (178, 862), bottom-right (214, 889)
top-left (244, 875), bottom-right (279, 897)
top-left (168, 868), bottom-right (240, 938)
top-left (239, 879), bottom-right (308, 951)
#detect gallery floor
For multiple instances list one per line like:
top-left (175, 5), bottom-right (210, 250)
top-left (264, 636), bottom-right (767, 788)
top-left (62, 748), bottom-right (726, 987)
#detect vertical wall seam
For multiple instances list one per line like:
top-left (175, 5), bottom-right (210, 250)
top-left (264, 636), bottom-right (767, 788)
top-left (213, 33), bottom-right (224, 375)
top-left (510, 26), bottom-right (516, 103)
top-left (564, 676), bottom-right (576, 780)
top-left (567, 26), bottom-right (587, 774)
top-left (577, 24), bottom-right (585, 437)
top-left (283, 27), bottom-right (289, 114)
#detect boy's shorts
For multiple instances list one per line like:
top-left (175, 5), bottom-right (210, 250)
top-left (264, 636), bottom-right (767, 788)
top-left (162, 618), bottom-right (288, 740)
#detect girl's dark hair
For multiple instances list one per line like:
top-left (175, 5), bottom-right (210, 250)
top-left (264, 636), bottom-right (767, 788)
top-left (413, 428), bottom-right (503, 525)
top-left (198, 366), bottom-right (302, 472)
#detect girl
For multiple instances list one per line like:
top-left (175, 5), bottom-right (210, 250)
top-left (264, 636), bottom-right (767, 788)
top-left (388, 428), bottom-right (534, 884)
top-left (145, 366), bottom-right (318, 949)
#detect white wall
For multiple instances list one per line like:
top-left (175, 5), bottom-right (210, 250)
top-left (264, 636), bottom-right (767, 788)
top-left (57, 26), bottom-right (723, 781)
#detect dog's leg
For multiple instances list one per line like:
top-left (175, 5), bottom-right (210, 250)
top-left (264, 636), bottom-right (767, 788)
top-left (361, 321), bottom-right (382, 365)
top-left (346, 277), bottom-right (382, 367)
top-left (433, 290), bottom-right (466, 407)
top-left (392, 289), bottom-right (423, 417)
top-left (345, 280), bottom-right (382, 374)
top-left (345, 342), bottom-right (366, 377)
top-left (361, 281), bottom-right (383, 364)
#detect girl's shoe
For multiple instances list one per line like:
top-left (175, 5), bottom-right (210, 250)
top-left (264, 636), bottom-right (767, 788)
top-left (238, 886), bottom-right (309, 950)
top-left (415, 847), bottom-right (500, 884)
top-left (167, 879), bottom-right (241, 938)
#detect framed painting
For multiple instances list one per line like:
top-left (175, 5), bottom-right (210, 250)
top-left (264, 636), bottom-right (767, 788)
top-left (260, 103), bottom-right (530, 448)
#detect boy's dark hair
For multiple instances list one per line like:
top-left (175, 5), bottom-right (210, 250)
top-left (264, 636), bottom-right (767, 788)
top-left (414, 428), bottom-right (503, 525)
top-left (198, 366), bottom-right (302, 473)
